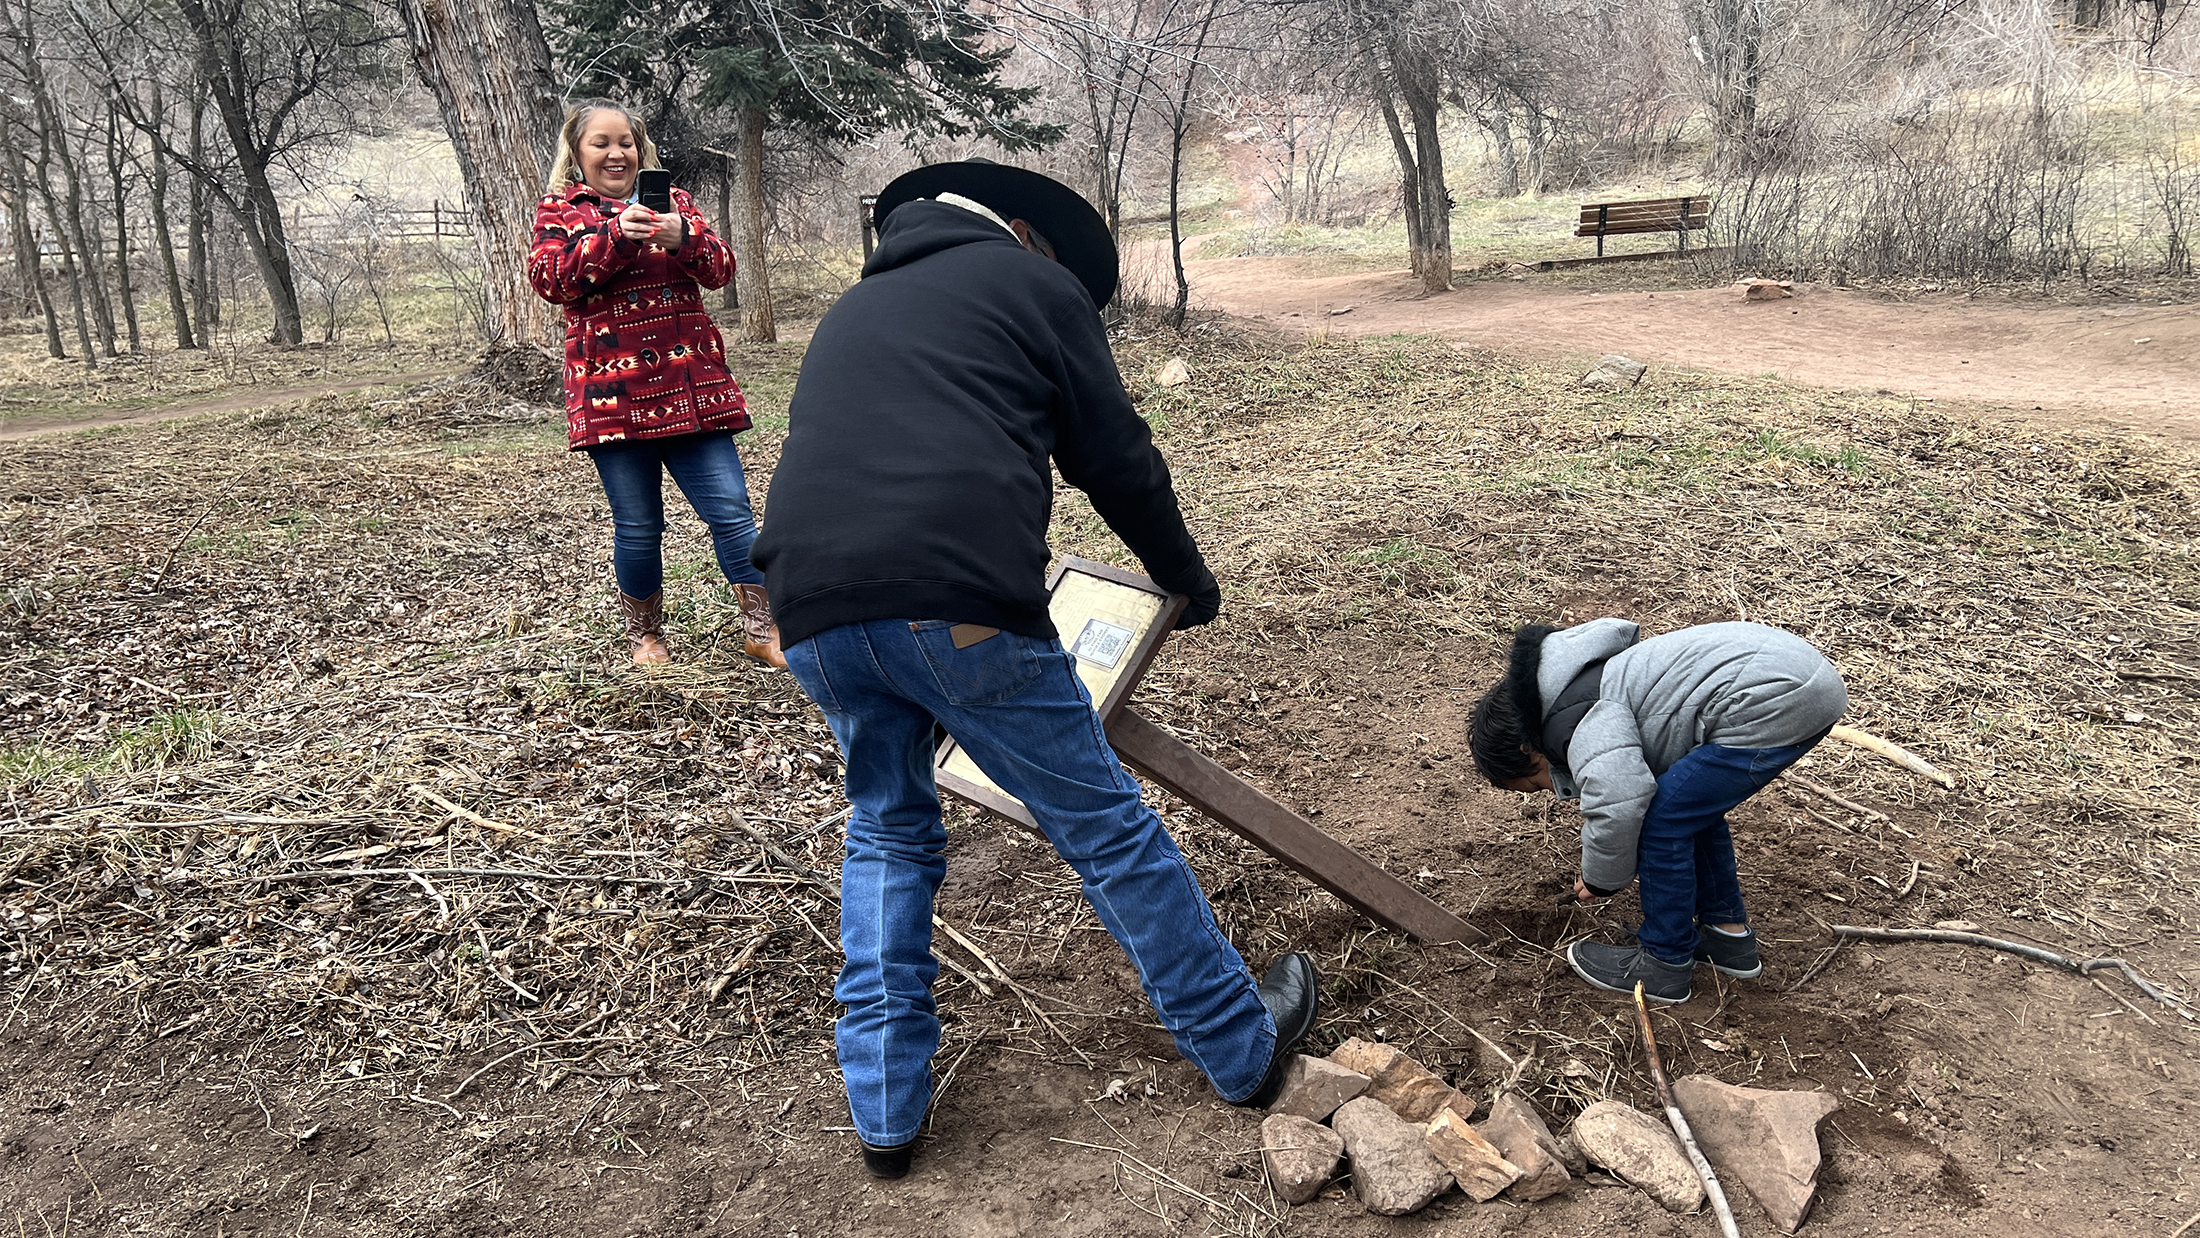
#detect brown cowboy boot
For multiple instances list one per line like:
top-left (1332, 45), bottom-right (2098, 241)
top-left (733, 583), bottom-right (787, 668)
top-left (619, 591), bottom-right (670, 665)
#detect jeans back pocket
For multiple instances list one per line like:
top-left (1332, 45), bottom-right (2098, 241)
top-left (783, 638), bottom-right (844, 714)
top-left (910, 621), bottom-right (1048, 706)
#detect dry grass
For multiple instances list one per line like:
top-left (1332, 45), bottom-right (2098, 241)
top-left (1, 326), bottom-right (2196, 1231)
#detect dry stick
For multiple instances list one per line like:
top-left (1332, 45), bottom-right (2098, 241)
top-left (1632, 983), bottom-right (1743, 1238)
top-left (145, 504), bottom-right (219, 593)
top-left (935, 914), bottom-right (1091, 1068)
top-left (1780, 771), bottom-right (1887, 822)
top-left (446, 1011), bottom-right (612, 1099)
top-left (2171, 1208), bottom-right (2200, 1238)
top-left (1785, 940), bottom-right (1848, 994)
top-left (1830, 925), bottom-right (2196, 1023)
top-left (210, 866), bottom-right (613, 885)
top-left (410, 783), bottom-right (549, 842)
top-left (1826, 725), bottom-right (1956, 789)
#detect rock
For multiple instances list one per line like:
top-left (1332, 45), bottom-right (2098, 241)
top-left (1672, 1076), bottom-right (1840, 1233)
top-left (1260, 1113), bottom-right (1345, 1206)
top-left (1478, 1092), bottom-right (1573, 1201)
top-left (1329, 304), bottom-right (1356, 315)
top-left (1268, 1054), bottom-right (1369, 1124)
top-left (1327, 1037), bottom-right (1399, 1077)
top-left (1571, 1100), bottom-right (1705, 1213)
top-left (1155, 357), bottom-right (1190, 386)
top-left (1553, 1133), bottom-right (1589, 1176)
top-left (1581, 353), bottom-right (1648, 391)
top-left (1326, 1039), bottom-right (1466, 1123)
top-left (1424, 1109), bottom-right (1522, 1202)
top-left (1332, 1097), bottom-right (1454, 1216)
top-left (1743, 278), bottom-right (1794, 301)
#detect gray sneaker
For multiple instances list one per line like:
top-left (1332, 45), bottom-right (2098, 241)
top-left (1567, 939), bottom-right (1693, 1004)
top-left (1694, 927), bottom-right (1763, 979)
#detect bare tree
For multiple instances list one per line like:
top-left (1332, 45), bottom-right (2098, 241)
top-left (1156, 0), bottom-right (1227, 327)
top-left (82, 0), bottom-right (396, 347)
top-left (0, 111), bottom-right (64, 357)
top-left (141, 80), bottom-right (199, 350)
top-left (101, 104), bottom-right (143, 354)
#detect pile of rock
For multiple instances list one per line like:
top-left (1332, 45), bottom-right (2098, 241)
top-left (1260, 1039), bottom-right (1841, 1230)
top-left (1259, 1038), bottom-right (1573, 1216)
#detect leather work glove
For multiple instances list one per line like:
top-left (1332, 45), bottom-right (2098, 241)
top-left (1174, 571), bottom-right (1222, 630)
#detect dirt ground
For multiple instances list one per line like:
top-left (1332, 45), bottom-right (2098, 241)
top-left (1183, 255), bottom-right (2200, 442)
top-left (2, 328), bottom-right (2197, 1237)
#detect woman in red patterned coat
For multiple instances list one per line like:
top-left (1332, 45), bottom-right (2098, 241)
top-left (528, 99), bottom-right (783, 668)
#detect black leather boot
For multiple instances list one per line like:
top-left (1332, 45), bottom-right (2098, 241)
top-left (1234, 952), bottom-right (1318, 1109)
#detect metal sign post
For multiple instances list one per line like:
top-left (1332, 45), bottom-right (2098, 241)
top-left (933, 556), bottom-right (1480, 944)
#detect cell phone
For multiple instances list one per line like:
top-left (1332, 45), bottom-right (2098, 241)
top-left (637, 169), bottom-right (673, 214)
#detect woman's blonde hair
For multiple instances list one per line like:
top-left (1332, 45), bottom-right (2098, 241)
top-left (546, 99), bottom-right (662, 193)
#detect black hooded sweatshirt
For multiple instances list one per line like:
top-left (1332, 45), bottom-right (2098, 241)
top-left (749, 200), bottom-right (1215, 648)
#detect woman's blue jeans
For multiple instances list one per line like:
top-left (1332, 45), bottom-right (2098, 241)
top-left (783, 619), bottom-right (1275, 1147)
top-left (1634, 738), bottom-right (1823, 966)
top-left (586, 431), bottom-right (765, 597)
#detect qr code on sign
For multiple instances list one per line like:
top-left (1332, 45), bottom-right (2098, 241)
top-left (1071, 618), bottom-right (1135, 670)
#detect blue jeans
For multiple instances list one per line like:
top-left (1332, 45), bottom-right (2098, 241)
top-left (783, 619), bottom-right (1275, 1147)
top-left (587, 431), bottom-right (765, 597)
top-left (1635, 738), bottom-right (1823, 966)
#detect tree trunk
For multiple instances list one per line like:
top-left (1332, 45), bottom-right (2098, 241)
top-left (718, 156), bottom-right (736, 311)
top-left (186, 87), bottom-right (217, 341)
top-left (103, 105), bottom-right (142, 354)
top-left (0, 115), bottom-right (64, 357)
top-left (1373, 78), bottom-right (1423, 278)
top-left (394, 0), bottom-right (564, 347)
top-left (25, 50), bottom-right (118, 354)
top-left (1524, 110), bottom-right (1549, 196)
top-left (1165, 0), bottom-right (1222, 330)
top-left (1484, 109), bottom-right (1520, 197)
top-left (28, 117), bottom-right (95, 367)
top-left (1168, 112), bottom-right (1191, 328)
top-left (147, 85), bottom-right (197, 350)
top-left (176, 0), bottom-right (306, 345)
top-left (730, 106), bottom-right (775, 344)
top-left (1393, 40), bottom-right (1452, 293)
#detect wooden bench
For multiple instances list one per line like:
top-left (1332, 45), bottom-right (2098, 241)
top-left (1576, 195), bottom-right (1712, 258)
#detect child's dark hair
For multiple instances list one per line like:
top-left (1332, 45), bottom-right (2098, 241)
top-left (1468, 624), bottom-right (1558, 786)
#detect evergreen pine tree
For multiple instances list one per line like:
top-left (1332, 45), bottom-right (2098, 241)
top-left (549, 0), bottom-right (1061, 341)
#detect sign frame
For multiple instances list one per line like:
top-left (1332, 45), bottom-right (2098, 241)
top-left (932, 555), bottom-right (1184, 829)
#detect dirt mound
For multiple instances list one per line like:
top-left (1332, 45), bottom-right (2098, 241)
top-left (473, 340), bottom-right (564, 406)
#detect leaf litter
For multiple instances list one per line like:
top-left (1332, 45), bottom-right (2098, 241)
top-left (0, 330), bottom-right (2196, 1234)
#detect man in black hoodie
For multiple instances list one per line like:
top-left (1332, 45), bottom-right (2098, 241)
top-left (750, 162), bottom-right (1314, 1179)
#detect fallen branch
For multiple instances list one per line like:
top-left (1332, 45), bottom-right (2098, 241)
top-left (1830, 925), bottom-right (2196, 1023)
top-left (411, 783), bottom-right (550, 842)
top-left (1827, 725), bottom-right (1956, 789)
top-left (1781, 771), bottom-right (1887, 822)
top-left (1633, 984), bottom-right (1742, 1238)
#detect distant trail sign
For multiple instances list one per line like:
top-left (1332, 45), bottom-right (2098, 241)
top-left (934, 556), bottom-right (1480, 944)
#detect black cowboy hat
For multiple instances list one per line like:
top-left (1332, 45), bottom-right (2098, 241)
top-left (875, 159), bottom-right (1118, 310)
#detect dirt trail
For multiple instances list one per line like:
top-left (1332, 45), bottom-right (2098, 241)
top-left (1187, 256), bottom-right (2200, 440)
top-left (0, 368), bottom-right (457, 442)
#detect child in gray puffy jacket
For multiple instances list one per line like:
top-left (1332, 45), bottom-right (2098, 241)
top-left (1469, 619), bottom-right (1848, 1003)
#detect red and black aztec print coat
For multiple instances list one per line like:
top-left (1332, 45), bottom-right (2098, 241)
top-left (528, 182), bottom-right (750, 451)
